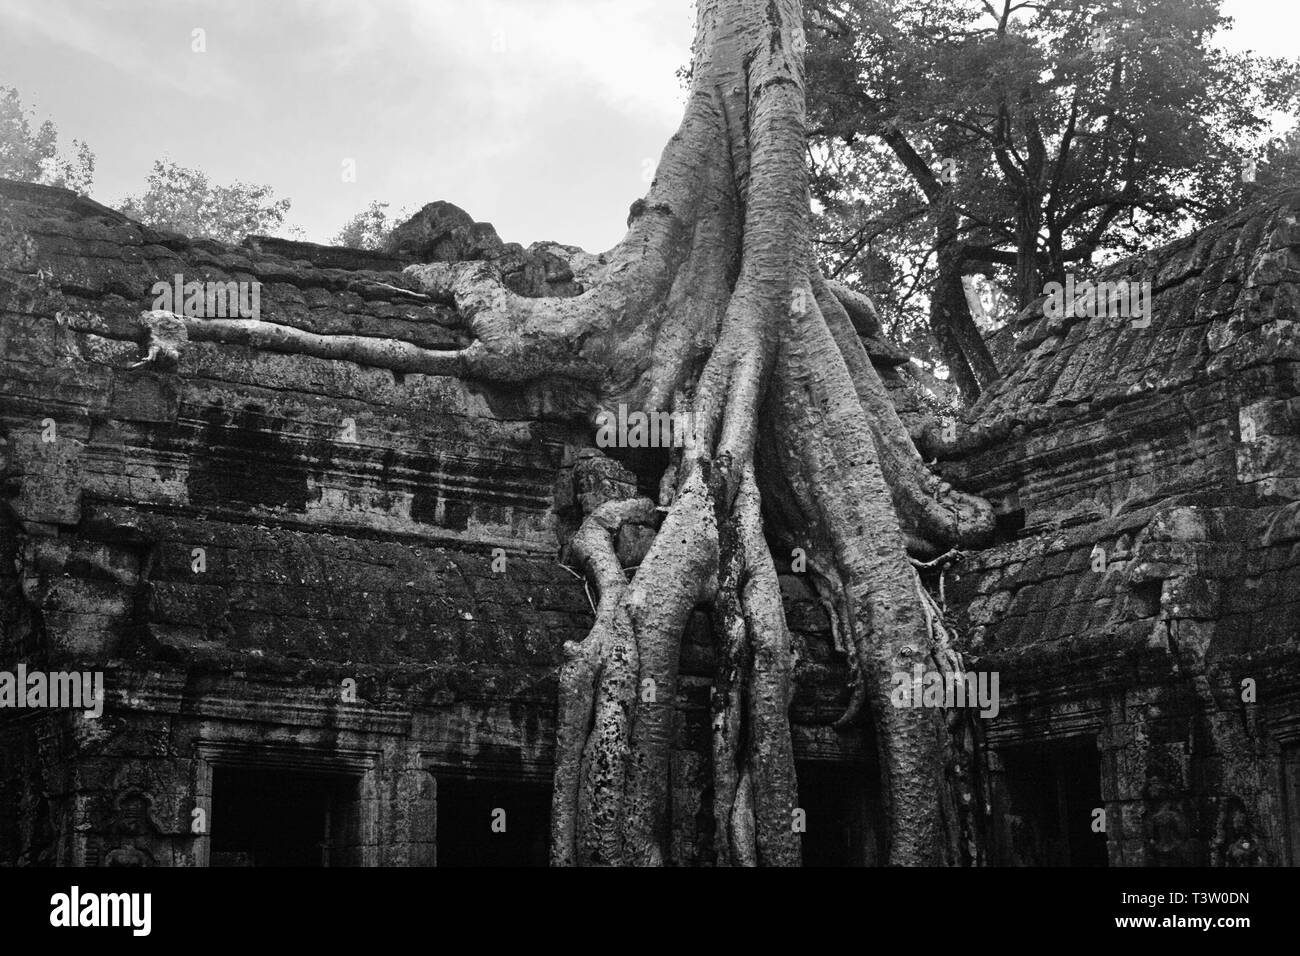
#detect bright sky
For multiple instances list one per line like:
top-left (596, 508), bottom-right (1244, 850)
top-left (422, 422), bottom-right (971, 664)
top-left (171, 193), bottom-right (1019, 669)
top-left (0, 0), bottom-right (1294, 251)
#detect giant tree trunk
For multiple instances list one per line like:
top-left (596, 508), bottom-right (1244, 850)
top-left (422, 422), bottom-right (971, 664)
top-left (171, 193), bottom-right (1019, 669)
top-left (508, 0), bottom-right (993, 866)
top-left (142, 0), bottom-right (994, 866)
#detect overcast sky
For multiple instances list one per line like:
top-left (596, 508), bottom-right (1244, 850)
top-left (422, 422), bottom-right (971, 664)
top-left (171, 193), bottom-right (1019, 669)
top-left (0, 0), bottom-right (1294, 251)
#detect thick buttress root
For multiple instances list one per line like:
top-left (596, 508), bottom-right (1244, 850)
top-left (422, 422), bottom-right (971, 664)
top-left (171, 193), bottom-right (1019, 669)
top-left (131, 0), bottom-right (995, 865)
top-left (711, 464), bottom-right (798, 866)
top-left (550, 496), bottom-right (657, 866)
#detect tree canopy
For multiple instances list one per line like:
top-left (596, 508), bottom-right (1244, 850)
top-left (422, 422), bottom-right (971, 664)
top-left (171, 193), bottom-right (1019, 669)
top-left (805, 0), bottom-right (1300, 393)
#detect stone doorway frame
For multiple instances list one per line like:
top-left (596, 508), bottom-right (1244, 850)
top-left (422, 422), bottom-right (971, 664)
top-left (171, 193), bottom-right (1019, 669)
top-left (193, 740), bottom-right (381, 867)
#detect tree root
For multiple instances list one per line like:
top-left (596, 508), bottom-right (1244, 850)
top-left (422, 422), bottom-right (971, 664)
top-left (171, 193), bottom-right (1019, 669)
top-left (551, 496), bottom-right (656, 866)
top-left (712, 464), bottom-right (798, 866)
top-left (133, 308), bottom-right (465, 376)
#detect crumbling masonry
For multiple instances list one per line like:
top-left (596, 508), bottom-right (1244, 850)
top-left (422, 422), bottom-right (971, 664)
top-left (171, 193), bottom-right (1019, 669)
top-left (2, 176), bottom-right (1298, 865)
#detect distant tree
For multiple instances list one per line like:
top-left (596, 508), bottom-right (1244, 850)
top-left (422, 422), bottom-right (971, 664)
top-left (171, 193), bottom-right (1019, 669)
top-left (331, 200), bottom-right (394, 249)
top-left (117, 160), bottom-right (294, 243)
top-left (0, 87), bottom-right (95, 193)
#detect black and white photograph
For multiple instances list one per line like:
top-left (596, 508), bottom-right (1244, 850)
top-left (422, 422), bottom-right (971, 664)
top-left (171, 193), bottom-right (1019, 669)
top-left (0, 0), bottom-right (1296, 936)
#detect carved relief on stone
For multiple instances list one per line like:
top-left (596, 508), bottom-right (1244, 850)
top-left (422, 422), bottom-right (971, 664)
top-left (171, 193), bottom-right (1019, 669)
top-left (1214, 797), bottom-right (1264, 867)
top-left (89, 788), bottom-right (166, 867)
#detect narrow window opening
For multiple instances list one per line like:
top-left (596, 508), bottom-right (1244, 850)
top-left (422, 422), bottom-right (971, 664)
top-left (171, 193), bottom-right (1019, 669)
top-left (997, 738), bottom-right (1106, 866)
top-left (210, 766), bottom-right (360, 867)
top-left (794, 760), bottom-right (884, 866)
top-left (435, 776), bottom-right (549, 867)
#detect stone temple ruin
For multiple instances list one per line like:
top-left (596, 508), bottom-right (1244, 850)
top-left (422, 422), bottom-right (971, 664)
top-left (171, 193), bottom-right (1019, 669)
top-left (2, 175), bottom-right (1298, 866)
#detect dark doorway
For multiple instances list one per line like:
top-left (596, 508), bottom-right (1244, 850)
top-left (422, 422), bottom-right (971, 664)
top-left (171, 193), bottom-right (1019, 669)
top-left (996, 737), bottom-right (1107, 866)
top-left (795, 760), bottom-right (884, 866)
top-left (210, 766), bottom-right (360, 867)
top-left (435, 776), bottom-right (550, 866)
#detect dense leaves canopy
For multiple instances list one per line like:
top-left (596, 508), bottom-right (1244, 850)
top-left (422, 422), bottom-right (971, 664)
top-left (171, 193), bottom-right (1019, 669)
top-left (806, 0), bottom-right (1300, 353)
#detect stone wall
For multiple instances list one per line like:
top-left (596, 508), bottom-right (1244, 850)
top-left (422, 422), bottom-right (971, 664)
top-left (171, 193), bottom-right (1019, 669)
top-left (941, 189), bottom-right (1300, 866)
top-left (0, 179), bottom-right (865, 866)
top-left (4, 175), bottom-right (1298, 866)
top-left (0, 179), bottom-right (590, 865)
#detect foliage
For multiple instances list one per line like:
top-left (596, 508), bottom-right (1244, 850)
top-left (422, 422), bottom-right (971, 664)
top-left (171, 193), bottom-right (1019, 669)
top-left (118, 160), bottom-right (294, 243)
top-left (331, 200), bottom-right (395, 250)
top-left (0, 87), bottom-right (95, 193)
top-left (805, 0), bottom-right (1300, 352)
